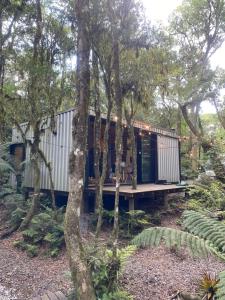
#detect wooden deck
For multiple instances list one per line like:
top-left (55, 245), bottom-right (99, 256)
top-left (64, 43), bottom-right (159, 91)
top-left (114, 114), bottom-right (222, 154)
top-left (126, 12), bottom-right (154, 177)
top-left (88, 183), bottom-right (186, 198)
top-left (33, 291), bottom-right (67, 300)
top-left (88, 183), bottom-right (186, 210)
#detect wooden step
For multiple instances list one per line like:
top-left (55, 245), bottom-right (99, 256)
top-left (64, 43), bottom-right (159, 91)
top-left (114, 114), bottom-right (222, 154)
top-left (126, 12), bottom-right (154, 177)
top-left (33, 290), bottom-right (67, 300)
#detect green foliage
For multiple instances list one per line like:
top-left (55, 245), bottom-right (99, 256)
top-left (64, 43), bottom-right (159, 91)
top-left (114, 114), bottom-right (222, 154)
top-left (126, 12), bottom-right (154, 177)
top-left (187, 180), bottom-right (225, 212)
top-left (15, 208), bottom-right (65, 257)
top-left (181, 155), bottom-right (199, 180)
top-left (182, 210), bottom-right (225, 254)
top-left (217, 270), bottom-right (225, 300)
top-left (132, 226), bottom-right (215, 258)
top-left (87, 245), bottom-right (136, 300)
top-left (93, 209), bottom-right (150, 238)
top-left (101, 290), bottom-right (133, 300)
top-left (150, 212), bottom-right (162, 225)
top-left (120, 210), bottom-right (150, 238)
top-left (0, 185), bottom-right (27, 228)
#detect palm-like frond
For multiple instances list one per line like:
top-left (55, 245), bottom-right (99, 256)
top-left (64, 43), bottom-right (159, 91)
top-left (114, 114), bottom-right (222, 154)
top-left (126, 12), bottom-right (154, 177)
top-left (217, 270), bottom-right (225, 300)
top-left (182, 210), bottom-right (225, 253)
top-left (131, 227), bottom-right (221, 258)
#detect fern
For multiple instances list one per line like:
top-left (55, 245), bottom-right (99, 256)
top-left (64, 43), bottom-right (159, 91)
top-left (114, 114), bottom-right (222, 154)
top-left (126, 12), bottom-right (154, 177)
top-left (0, 158), bottom-right (16, 173)
top-left (132, 227), bottom-right (223, 259)
top-left (182, 210), bottom-right (225, 252)
top-left (217, 270), bottom-right (225, 300)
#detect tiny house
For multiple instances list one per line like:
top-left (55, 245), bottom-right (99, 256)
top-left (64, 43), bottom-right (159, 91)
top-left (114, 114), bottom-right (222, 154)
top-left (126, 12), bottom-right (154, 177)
top-left (11, 108), bottom-right (181, 194)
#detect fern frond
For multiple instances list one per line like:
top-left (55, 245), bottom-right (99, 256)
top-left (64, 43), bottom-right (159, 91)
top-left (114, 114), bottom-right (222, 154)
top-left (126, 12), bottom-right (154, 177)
top-left (183, 211), bottom-right (225, 252)
top-left (132, 227), bottom-right (223, 259)
top-left (216, 270), bottom-right (225, 300)
top-left (0, 158), bottom-right (15, 173)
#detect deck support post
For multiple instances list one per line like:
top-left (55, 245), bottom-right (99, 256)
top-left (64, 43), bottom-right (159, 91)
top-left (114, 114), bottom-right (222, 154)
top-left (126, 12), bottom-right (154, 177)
top-left (129, 197), bottom-right (135, 211)
top-left (163, 191), bottom-right (169, 210)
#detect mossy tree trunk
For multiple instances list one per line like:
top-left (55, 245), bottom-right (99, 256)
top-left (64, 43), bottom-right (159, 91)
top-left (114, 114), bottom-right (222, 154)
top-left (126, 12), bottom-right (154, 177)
top-left (64, 1), bottom-right (96, 299)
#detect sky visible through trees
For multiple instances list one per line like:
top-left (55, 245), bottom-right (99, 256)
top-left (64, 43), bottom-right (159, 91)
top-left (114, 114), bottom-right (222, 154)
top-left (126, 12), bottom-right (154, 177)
top-left (142, 0), bottom-right (225, 114)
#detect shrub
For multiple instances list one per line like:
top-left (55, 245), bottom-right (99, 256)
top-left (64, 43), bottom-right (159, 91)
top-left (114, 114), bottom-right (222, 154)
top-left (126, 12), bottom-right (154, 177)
top-left (187, 180), bottom-right (225, 212)
top-left (14, 207), bottom-right (65, 257)
top-left (101, 291), bottom-right (133, 300)
top-left (120, 210), bottom-right (150, 238)
top-left (86, 245), bottom-right (136, 299)
top-left (0, 186), bottom-right (27, 229)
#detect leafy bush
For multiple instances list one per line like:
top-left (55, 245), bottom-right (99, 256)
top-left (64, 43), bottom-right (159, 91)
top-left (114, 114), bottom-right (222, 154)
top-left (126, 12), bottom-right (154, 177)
top-left (0, 185), bottom-right (27, 228)
top-left (14, 207), bottom-right (65, 257)
top-left (187, 180), bottom-right (225, 212)
top-left (86, 245), bottom-right (136, 300)
top-left (92, 209), bottom-right (150, 238)
top-left (120, 210), bottom-right (150, 238)
top-left (101, 291), bottom-right (133, 300)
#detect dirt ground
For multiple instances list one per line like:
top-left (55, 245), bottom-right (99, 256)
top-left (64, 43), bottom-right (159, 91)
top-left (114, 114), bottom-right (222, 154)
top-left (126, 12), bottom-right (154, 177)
top-left (122, 246), bottom-right (225, 300)
top-left (0, 215), bottom-right (225, 300)
top-left (0, 233), bottom-right (72, 300)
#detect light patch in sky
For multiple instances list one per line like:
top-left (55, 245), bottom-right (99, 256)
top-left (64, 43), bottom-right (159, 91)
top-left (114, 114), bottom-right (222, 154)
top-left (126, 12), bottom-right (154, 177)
top-left (142, 0), bottom-right (182, 24)
top-left (141, 0), bottom-right (225, 114)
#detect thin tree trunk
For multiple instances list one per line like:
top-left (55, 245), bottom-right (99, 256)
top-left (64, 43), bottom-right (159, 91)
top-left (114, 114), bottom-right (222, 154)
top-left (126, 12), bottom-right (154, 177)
top-left (94, 52), bottom-right (113, 238)
top-left (129, 124), bottom-right (137, 189)
top-left (93, 51), bottom-right (101, 212)
top-left (38, 149), bottom-right (57, 211)
top-left (20, 125), bottom-right (41, 229)
top-left (95, 99), bottom-right (112, 238)
top-left (124, 109), bottom-right (137, 190)
top-left (64, 1), bottom-right (96, 299)
top-left (112, 38), bottom-right (122, 244)
top-left (0, 10), bottom-right (5, 142)
top-left (176, 108), bottom-right (182, 137)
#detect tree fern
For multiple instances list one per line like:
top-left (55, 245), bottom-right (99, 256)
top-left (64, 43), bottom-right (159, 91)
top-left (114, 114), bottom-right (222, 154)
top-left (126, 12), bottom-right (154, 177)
top-left (131, 227), bottom-right (220, 258)
top-left (182, 210), bottom-right (225, 252)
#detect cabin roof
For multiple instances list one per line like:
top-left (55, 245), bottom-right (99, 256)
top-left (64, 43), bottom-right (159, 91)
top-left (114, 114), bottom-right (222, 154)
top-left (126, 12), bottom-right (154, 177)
top-left (57, 107), bottom-right (178, 138)
top-left (12, 107), bottom-right (178, 139)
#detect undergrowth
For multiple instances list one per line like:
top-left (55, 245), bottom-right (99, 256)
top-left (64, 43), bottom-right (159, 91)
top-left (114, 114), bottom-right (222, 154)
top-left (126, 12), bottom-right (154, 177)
top-left (14, 207), bottom-right (65, 257)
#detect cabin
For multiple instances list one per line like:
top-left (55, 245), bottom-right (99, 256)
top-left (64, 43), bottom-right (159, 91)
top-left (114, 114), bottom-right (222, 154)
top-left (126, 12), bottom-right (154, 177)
top-left (11, 108), bottom-right (184, 210)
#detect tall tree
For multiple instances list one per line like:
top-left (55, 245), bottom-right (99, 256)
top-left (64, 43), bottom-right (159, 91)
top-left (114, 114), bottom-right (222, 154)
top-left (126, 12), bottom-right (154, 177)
top-left (64, 0), bottom-right (96, 299)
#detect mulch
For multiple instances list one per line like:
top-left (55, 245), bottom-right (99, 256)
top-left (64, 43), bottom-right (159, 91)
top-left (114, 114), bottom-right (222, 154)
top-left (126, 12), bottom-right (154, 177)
top-left (0, 233), bottom-right (72, 300)
top-left (121, 246), bottom-right (225, 300)
top-left (0, 215), bottom-right (225, 300)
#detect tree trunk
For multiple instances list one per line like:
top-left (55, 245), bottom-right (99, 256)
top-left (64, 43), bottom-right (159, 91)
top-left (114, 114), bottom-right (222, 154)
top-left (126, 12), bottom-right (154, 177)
top-left (112, 38), bottom-right (122, 244)
top-left (20, 126), bottom-right (41, 230)
top-left (0, 10), bottom-right (5, 143)
top-left (95, 98), bottom-right (112, 238)
top-left (129, 124), bottom-right (137, 189)
top-left (64, 1), bottom-right (96, 299)
top-left (95, 53), bottom-right (113, 239)
top-left (38, 148), bottom-right (57, 211)
top-left (20, 165), bottom-right (40, 229)
top-left (93, 51), bottom-right (101, 212)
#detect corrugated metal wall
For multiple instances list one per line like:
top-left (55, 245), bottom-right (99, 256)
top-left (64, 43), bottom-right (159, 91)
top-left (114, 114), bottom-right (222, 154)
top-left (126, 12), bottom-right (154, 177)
top-left (12, 110), bottom-right (73, 192)
top-left (157, 135), bottom-right (180, 183)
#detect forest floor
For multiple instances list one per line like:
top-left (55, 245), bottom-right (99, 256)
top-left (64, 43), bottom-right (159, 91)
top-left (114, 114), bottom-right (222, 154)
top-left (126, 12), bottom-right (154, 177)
top-left (0, 215), bottom-right (225, 300)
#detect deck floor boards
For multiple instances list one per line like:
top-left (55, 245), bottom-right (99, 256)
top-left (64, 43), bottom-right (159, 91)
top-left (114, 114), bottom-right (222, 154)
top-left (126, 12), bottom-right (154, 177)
top-left (88, 183), bottom-right (186, 197)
